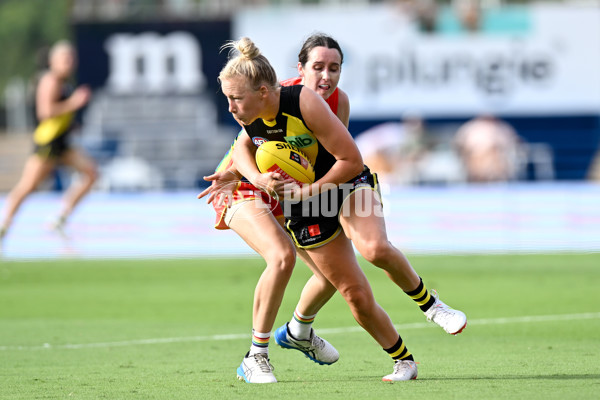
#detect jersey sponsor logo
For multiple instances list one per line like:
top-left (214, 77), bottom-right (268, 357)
top-left (285, 134), bottom-right (315, 148)
top-left (253, 137), bottom-right (268, 146)
top-left (275, 142), bottom-right (302, 152)
top-left (266, 128), bottom-right (284, 134)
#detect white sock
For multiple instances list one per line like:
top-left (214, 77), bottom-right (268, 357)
top-left (287, 309), bottom-right (316, 340)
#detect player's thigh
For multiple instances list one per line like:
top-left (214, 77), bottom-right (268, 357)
top-left (229, 199), bottom-right (295, 259)
top-left (339, 188), bottom-right (389, 245)
top-left (304, 233), bottom-right (370, 292)
top-left (17, 155), bottom-right (55, 190)
top-left (297, 247), bottom-right (330, 284)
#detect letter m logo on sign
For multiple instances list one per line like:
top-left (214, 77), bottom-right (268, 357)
top-left (105, 32), bottom-right (206, 94)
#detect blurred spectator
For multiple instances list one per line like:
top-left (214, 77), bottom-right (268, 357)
top-left (588, 148), bottom-right (600, 181)
top-left (455, 0), bottom-right (481, 32)
top-left (394, 0), bottom-right (439, 33)
top-left (453, 114), bottom-right (522, 183)
top-left (355, 112), bottom-right (433, 184)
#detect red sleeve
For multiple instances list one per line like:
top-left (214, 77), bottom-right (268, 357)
top-left (280, 77), bottom-right (302, 87)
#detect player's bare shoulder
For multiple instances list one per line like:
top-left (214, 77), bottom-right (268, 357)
top-left (299, 85), bottom-right (331, 119)
top-left (36, 70), bottom-right (62, 98)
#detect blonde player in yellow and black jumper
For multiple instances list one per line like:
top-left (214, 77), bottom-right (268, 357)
top-left (202, 37), bottom-right (466, 383)
top-left (0, 41), bottom-right (97, 244)
top-left (200, 34), bottom-right (349, 384)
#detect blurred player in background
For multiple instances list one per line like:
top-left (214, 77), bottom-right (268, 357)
top-left (0, 41), bottom-right (97, 243)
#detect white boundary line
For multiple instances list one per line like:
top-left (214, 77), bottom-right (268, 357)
top-left (1, 312), bottom-right (598, 351)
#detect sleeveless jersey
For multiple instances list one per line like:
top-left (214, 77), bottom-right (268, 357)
top-left (244, 85), bottom-right (335, 181)
top-left (215, 78), bottom-right (340, 174)
top-left (33, 81), bottom-right (75, 146)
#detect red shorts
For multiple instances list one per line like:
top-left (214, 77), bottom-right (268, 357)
top-left (213, 182), bottom-right (283, 229)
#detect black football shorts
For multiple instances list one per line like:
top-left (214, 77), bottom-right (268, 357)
top-left (284, 166), bottom-right (380, 249)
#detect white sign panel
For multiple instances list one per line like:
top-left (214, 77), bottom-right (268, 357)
top-left (234, 4), bottom-right (600, 117)
top-left (105, 31), bottom-right (205, 94)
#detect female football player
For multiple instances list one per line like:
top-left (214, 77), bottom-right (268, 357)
top-left (199, 34), bottom-right (349, 383)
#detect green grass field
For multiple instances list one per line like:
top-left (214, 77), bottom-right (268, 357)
top-left (1, 253), bottom-right (599, 399)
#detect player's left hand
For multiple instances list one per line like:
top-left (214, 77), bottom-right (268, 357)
top-left (198, 170), bottom-right (240, 207)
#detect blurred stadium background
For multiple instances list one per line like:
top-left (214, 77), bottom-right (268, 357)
top-left (0, 0), bottom-right (599, 258)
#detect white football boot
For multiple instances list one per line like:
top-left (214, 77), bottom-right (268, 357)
top-left (382, 360), bottom-right (418, 382)
top-left (236, 352), bottom-right (277, 384)
top-left (424, 290), bottom-right (467, 335)
top-left (274, 323), bottom-right (339, 365)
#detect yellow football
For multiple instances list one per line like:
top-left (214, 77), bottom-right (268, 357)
top-left (255, 141), bottom-right (315, 184)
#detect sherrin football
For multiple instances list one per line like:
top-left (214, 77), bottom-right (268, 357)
top-left (255, 141), bottom-right (315, 184)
